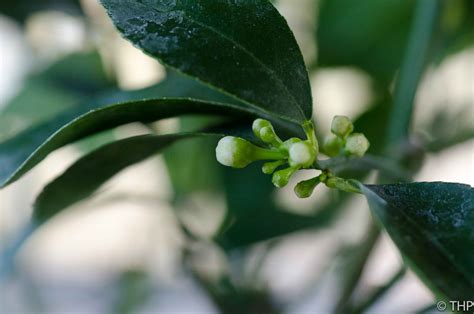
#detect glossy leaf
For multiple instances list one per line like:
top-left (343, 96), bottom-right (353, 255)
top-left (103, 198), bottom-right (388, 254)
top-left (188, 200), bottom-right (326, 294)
top-left (0, 99), bottom-right (256, 188)
top-left (100, 0), bottom-right (312, 122)
top-left (361, 182), bottom-right (474, 301)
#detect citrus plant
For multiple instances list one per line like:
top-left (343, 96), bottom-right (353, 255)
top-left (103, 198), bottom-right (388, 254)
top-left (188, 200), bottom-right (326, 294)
top-left (0, 0), bottom-right (473, 312)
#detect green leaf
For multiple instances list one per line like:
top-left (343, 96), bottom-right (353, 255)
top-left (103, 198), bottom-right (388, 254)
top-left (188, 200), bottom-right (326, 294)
top-left (0, 99), bottom-right (256, 188)
top-left (0, 51), bottom-right (114, 140)
top-left (316, 0), bottom-right (415, 84)
top-left (33, 133), bottom-right (201, 222)
top-left (361, 182), bottom-right (474, 301)
top-left (215, 164), bottom-right (348, 250)
top-left (0, 0), bottom-right (83, 23)
top-left (100, 0), bottom-right (312, 123)
top-left (33, 121), bottom-right (251, 222)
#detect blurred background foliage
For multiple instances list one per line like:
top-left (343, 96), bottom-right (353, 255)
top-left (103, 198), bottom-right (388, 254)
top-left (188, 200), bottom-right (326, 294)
top-left (0, 0), bottom-right (473, 313)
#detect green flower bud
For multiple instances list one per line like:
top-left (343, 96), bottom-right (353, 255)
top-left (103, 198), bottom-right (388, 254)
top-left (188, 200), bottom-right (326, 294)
top-left (252, 119), bottom-right (282, 147)
top-left (272, 166), bottom-right (298, 188)
top-left (288, 141), bottom-right (316, 168)
top-left (345, 133), bottom-right (370, 157)
top-left (252, 119), bottom-right (272, 136)
top-left (323, 134), bottom-right (343, 157)
top-left (331, 115), bottom-right (354, 138)
top-left (294, 176), bottom-right (321, 198)
top-left (262, 160), bottom-right (285, 174)
top-left (216, 136), bottom-right (256, 168)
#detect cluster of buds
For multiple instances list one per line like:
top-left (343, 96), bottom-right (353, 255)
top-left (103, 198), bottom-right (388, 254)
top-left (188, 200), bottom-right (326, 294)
top-left (216, 119), bottom-right (318, 188)
top-left (323, 116), bottom-right (369, 157)
top-left (215, 116), bottom-right (369, 198)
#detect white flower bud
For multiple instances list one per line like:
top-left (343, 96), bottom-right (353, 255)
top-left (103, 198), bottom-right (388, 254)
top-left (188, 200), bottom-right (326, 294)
top-left (331, 115), bottom-right (354, 138)
top-left (288, 141), bottom-right (315, 167)
top-left (215, 136), bottom-right (254, 168)
top-left (345, 133), bottom-right (370, 157)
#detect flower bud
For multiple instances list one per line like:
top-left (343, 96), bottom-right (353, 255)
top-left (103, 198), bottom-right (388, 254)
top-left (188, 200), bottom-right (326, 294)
top-left (294, 177), bottom-right (321, 198)
top-left (288, 141), bottom-right (316, 168)
top-left (215, 136), bottom-right (256, 168)
top-left (252, 119), bottom-right (272, 136)
top-left (262, 160), bottom-right (285, 174)
top-left (323, 134), bottom-right (343, 157)
top-left (345, 133), bottom-right (370, 157)
top-left (331, 115), bottom-right (354, 138)
top-left (252, 119), bottom-right (281, 146)
top-left (272, 166), bottom-right (298, 188)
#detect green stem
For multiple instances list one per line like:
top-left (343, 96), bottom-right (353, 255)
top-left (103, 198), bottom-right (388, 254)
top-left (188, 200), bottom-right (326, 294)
top-left (253, 146), bottom-right (287, 161)
top-left (303, 120), bottom-right (319, 154)
top-left (387, 0), bottom-right (441, 146)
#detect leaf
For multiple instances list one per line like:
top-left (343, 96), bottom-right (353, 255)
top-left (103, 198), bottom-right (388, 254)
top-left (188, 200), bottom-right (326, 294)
top-left (100, 0), bottom-right (312, 123)
top-left (0, 0), bottom-right (83, 23)
top-left (316, 0), bottom-right (415, 84)
top-left (0, 99), bottom-right (256, 188)
top-left (215, 164), bottom-right (348, 250)
top-left (33, 133), bottom-right (200, 222)
top-left (0, 51), bottom-right (114, 140)
top-left (361, 182), bottom-right (474, 301)
top-left (33, 121), bottom-right (251, 222)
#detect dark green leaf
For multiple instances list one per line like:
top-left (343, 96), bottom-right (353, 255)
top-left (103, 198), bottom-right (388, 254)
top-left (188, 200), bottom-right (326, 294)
top-left (0, 0), bottom-right (82, 23)
top-left (33, 120), bottom-right (252, 223)
top-left (361, 182), bottom-right (474, 301)
top-left (33, 133), bottom-right (200, 222)
top-left (316, 0), bottom-right (415, 84)
top-left (0, 99), bottom-right (256, 188)
top-left (100, 0), bottom-right (312, 122)
top-left (215, 164), bottom-right (348, 250)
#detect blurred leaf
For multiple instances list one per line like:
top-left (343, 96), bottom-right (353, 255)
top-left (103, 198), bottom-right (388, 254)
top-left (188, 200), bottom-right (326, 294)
top-left (0, 51), bottom-right (114, 139)
top-left (194, 274), bottom-right (279, 314)
top-left (424, 104), bottom-right (474, 152)
top-left (33, 133), bottom-right (205, 227)
top-left (316, 0), bottom-right (415, 84)
top-left (215, 164), bottom-right (348, 250)
top-left (361, 182), bottom-right (474, 301)
top-left (434, 0), bottom-right (474, 61)
top-left (100, 0), bottom-right (312, 123)
top-left (0, 99), bottom-right (256, 188)
top-left (0, 0), bottom-right (82, 23)
top-left (353, 99), bottom-right (392, 156)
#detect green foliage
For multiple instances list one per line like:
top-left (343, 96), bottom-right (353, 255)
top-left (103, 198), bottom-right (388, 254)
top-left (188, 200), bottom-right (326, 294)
top-left (0, 0), bottom-right (82, 23)
top-left (100, 0), bottom-right (312, 122)
top-left (0, 99), bottom-right (255, 188)
top-left (362, 182), bottom-right (474, 301)
top-left (316, 0), bottom-right (415, 84)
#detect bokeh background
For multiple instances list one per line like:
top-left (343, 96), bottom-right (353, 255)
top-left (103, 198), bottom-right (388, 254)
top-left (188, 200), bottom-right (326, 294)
top-left (0, 0), bottom-right (473, 313)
